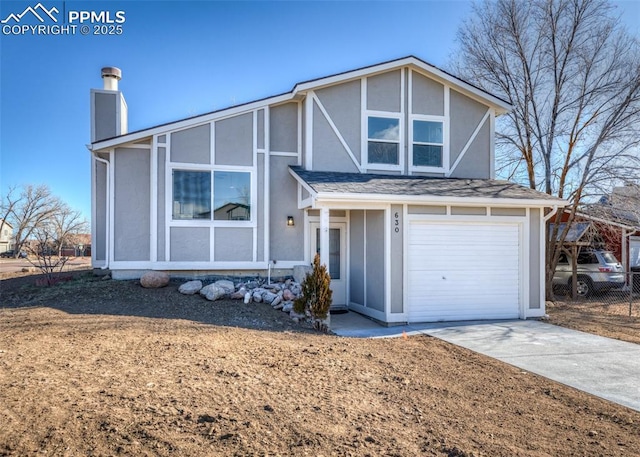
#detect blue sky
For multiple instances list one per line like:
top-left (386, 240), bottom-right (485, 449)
top-left (1, 0), bottom-right (639, 220)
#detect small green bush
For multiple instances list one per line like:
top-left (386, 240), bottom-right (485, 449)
top-left (294, 253), bottom-right (332, 320)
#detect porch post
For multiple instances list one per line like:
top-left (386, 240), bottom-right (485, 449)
top-left (319, 207), bottom-right (330, 268)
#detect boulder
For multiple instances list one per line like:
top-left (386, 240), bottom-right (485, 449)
top-left (140, 271), bottom-right (170, 288)
top-left (293, 265), bottom-right (312, 284)
top-left (199, 284), bottom-right (226, 301)
top-left (262, 292), bottom-right (278, 305)
top-left (252, 291), bottom-right (263, 303)
top-left (270, 295), bottom-right (282, 308)
top-left (230, 287), bottom-right (246, 300)
top-left (214, 280), bottom-right (235, 294)
top-left (244, 292), bottom-right (251, 304)
top-left (178, 280), bottom-right (203, 295)
top-left (283, 289), bottom-right (295, 301)
top-left (282, 302), bottom-right (294, 313)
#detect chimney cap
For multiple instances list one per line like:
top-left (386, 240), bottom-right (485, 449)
top-left (101, 67), bottom-right (122, 80)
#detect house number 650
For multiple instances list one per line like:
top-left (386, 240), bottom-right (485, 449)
top-left (394, 212), bottom-right (400, 233)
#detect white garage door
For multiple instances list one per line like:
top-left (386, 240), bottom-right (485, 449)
top-left (407, 221), bottom-right (521, 322)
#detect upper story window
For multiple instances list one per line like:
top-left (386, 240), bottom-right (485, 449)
top-left (172, 170), bottom-right (251, 222)
top-left (412, 120), bottom-right (444, 167)
top-left (367, 116), bottom-right (400, 165)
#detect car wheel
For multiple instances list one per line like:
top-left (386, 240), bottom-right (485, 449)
top-left (569, 275), bottom-right (593, 298)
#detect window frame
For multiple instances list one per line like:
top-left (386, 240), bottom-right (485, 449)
top-left (409, 114), bottom-right (448, 173)
top-left (364, 111), bottom-right (404, 172)
top-left (169, 164), bottom-right (255, 227)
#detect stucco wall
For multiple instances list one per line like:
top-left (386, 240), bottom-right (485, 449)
top-left (157, 147), bottom-right (166, 261)
top-left (411, 72), bottom-right (444, 116)
top-left (171, 125), bottom-right (210, 164)
top-left (449, 119), bottom-right (491, 179)
top-left (114, 147), bottom-right (150, 261)
top-left (449, 90), bottom-right (490, 176)
top-left (94, 92), bottom-right (117, 142)
top-left (349, 210), bottom-right (365, 306)
top-left (170, 227), bottom-right (209, 261)
top-left (529, 208), bottom-right (541, 309)
top-left (367, 70), bottom-right (401, 112)
top-left (215, 227), bottom-right (253, 261)
top-left (270, 103), bottom-right (298, 153)
top-left (94, 159), bottom-right (107, 261)
top-left (315, 79), bottom-right (361, 160)
top-left (215, 113), bottom-right (253, 166)
top-left (390, 204), bottom-right (403, 313)
top-left (312, 102), bottom-right (359, 172)
top-left (269, 156), bottom-right (304, 261)
top-left (365, 210), bottom-right (385, 312)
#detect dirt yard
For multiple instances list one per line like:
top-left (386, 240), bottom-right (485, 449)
top-left (1, 271), bottom-right (639, 456)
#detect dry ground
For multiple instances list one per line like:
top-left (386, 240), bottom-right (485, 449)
top-left (1, 271), bottom-right (639, 456)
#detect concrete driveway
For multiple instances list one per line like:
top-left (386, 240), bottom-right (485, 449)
top-left (331, 314), bottom-right (640, 412)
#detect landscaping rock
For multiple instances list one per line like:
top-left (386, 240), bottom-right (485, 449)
top-left (140, 271), bottom-right (170, 288)
top-left (282, 302), bottom-right (293, 313)
top-left (179, 280), bottom-right (203, 295)
top-left (214, 280), bottom-right (235, 294)
top-left (230, 287), bottom-right (246, 300)
top-left (199, 284), bottom-right (226, 301)
top-left (270, 295), bottom-right (282, 308)
top-left (283, 289), bottom-right (295, 301)
top-left (244, 292), bottom-right (251, 304)
top-left (262, 292), bottom-right (278, 305)
top-left (252, 291), bottom-right (263, 303)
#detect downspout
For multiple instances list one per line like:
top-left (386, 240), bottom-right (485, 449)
top-left (92, 151), bottom-right (110, 270)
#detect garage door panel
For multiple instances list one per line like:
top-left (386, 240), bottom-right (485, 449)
top-left (407, 221), bottom-right (521, 322)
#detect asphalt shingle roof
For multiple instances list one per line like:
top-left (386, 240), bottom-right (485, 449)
top-left (289, 166), bottom-right (565, 203)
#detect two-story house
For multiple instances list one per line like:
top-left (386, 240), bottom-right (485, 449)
top-left (89, 56), bottom-right (566, 324)
top-left (0, 220), bottom-right (13, 254)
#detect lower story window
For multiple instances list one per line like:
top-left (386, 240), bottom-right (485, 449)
top-left (173, 170), bottom-right (211, 220)
top-left (172, 170), bottom-right (251, 221)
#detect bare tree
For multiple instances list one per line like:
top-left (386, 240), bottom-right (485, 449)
top-left (50, 204), bottom-right (89, 256)
top-left (0, 185), bottom-right (19, 248)
top-left (24, 221), bottom-right (70, 286)
top-left (4, 184), bottom-right (63, 257)
top-left (454, 0), bottom-right (640, 298)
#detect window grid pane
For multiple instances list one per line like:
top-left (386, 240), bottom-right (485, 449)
top-left (368, 142), bottom-right (399, 165)
top-left (173, 170), bottom-right (211, 220)
top-left (413, 144), bottom-right (443, 167)
top-left (213, 171), bottom-right (251, 221)
top-left (368, 117), bottom-right (399, 141)
top-left (413, 120), bottom-right (443, 144)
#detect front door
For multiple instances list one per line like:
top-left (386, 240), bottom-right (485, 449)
top-left (310, 222), bottom-right (347, 308)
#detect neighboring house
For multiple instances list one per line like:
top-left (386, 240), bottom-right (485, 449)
top-left (571, 185), bottom-right (640, 271)
top-left (88, 56), bottom-right (566, 323)
top-left (0, 219), bottom-right (13, 253)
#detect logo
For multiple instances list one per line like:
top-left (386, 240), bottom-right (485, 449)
top-left (1, 3), bottom-right (126, 36)
top-left (1, 3), bottom-right (58, 23)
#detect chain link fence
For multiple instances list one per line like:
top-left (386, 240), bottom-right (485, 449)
top-left (551, 271), bottom-right (640, 317)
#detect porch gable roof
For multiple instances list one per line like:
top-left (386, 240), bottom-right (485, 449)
top-left (289, 166), bottom-right (567, 207)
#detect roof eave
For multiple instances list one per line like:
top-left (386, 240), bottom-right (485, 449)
top-left (314, 192), bottom-right (567, 208)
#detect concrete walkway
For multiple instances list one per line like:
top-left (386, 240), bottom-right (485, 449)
top-left (331, 312), bottom-right (640, 412)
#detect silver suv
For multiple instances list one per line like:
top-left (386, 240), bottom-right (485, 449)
top-left (552, 249), bottom-right (625, 297)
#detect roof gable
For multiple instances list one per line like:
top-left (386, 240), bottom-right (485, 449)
top-left (91, 56), bottom-right (512, 151)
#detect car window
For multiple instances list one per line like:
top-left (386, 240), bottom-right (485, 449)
top-left (577, 252), bottom-right (598, 264)
top-left (600, 252), bottom-right (618, 264)
top-left (558, 253), bottom-right (568, 264)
